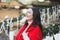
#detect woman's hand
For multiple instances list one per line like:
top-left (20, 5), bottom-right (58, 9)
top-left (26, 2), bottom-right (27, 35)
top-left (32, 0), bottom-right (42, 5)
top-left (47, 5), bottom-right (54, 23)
top-left (22, 32), bottom-right (30, 40)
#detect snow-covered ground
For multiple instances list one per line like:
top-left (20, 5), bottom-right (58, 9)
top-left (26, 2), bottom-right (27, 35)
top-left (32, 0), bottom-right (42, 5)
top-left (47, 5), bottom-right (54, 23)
top-left (9, 30), bottom-right (18, 40)
top-left (9, 31), bottom-right (15, 40)
top-left (9, 30), bottom-right (60, 40)
top-left (43, 33), bottom-right (60, 40)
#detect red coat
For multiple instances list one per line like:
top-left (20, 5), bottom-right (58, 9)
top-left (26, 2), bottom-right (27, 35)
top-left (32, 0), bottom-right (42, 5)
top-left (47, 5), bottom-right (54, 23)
top-left (15, 23), bottom-right (42, 40)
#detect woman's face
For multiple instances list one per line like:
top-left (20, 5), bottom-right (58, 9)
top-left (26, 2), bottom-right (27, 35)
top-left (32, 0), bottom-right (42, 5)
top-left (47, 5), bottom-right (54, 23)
top-left (25, 8), bottom-right (33, 21)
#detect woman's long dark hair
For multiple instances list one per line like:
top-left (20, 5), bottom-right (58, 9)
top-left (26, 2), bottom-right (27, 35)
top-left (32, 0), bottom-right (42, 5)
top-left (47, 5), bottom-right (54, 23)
top-left (25, 7), bottom-right (42, 30)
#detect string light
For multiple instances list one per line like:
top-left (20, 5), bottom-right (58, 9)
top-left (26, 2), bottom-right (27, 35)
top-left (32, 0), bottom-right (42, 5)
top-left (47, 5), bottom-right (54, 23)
top-left (38, 0), bottom-right (45, 2)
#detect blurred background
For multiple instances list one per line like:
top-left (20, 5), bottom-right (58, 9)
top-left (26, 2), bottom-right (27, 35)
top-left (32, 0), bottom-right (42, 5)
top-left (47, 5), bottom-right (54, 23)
top-left (0, 0), bottom-right (60, 40)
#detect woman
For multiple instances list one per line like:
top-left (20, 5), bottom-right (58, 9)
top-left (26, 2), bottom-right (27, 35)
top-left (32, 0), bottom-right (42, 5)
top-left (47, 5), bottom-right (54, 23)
top-left (15, 7), bottom-right (42, 40)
